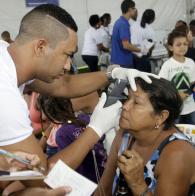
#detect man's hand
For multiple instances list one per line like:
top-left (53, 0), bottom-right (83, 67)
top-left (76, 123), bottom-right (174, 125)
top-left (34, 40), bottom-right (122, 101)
top-left (6, 151), bottom-right (41, 171)
top-left (88, 92), bottom-right (122, 138)
top-left (111, 67), bottom-right (160, 91)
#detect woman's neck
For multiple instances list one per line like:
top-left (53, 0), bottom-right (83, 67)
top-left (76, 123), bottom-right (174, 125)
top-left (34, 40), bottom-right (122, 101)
top-left (129, 128), bottom-right (171, 148)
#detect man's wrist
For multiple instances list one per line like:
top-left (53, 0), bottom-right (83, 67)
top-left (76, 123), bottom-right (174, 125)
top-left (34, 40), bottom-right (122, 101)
top-left (105, 64), bottom-right (120, 82)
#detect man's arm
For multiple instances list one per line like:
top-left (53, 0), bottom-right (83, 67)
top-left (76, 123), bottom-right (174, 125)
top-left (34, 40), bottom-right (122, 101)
top-left (27, 71), bottom-right (109, 98)
top-left (49, 93), bottom-right (122, 168)
top-left (71, 91), bottom-right (99, 113)
top-left (122, 40), bottom-right (141, 53)
top-left (48, 127), bottom-right (100, 169)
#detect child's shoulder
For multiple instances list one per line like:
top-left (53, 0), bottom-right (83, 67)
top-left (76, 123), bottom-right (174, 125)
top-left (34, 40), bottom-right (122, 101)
top-left (185, 57), bottom-right (195, 64)
top-left (162, 57), bottom-right (174, 66)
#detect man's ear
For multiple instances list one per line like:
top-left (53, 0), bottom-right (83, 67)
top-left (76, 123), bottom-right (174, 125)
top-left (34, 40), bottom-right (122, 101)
top-left (157, 110), bottom-right (169, 126)
top-left (33, 39), bottom-right (48, 57)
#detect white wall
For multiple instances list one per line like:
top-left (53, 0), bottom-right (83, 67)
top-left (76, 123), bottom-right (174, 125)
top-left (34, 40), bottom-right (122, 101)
top-left (0, 0), bottom-right (188, 65)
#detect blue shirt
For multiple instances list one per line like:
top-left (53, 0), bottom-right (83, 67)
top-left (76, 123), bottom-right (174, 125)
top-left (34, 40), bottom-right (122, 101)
top-left (111, 16), bottom-right (134, 68)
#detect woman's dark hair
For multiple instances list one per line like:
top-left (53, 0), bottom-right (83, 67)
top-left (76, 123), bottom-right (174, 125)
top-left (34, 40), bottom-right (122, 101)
top-left (167, 29), bottom-right (188, 57)
top-left (37, 95), bottom-right (87, 127)
top-left (135, 77), bottom-right (183, 130)
top-left (141, 9), bottom-right (155, 28)
top-left (89, 14), bottom-right (100, 27)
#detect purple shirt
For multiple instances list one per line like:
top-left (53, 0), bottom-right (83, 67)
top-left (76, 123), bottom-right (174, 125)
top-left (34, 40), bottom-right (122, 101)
top-left (56, 113), bottom-right (107, 183)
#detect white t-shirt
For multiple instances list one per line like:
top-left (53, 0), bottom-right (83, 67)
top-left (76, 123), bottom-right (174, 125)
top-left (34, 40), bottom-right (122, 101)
top-left (131, 21), bottom-right (156, 47)
top-left (82, 27), bottom-right (103, 56)
top-left (98, 26), bottom-right (111, 49)
top-left (0, 41), bottom-right (32, 146)
top-left (98, 26), bottom-right (111, 65)
top-left (159, 57), bottom-right (195, 115)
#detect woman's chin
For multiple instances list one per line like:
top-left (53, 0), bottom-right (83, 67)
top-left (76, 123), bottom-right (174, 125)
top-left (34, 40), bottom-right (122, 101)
top-left (119, 120), bottom-right (126, 130)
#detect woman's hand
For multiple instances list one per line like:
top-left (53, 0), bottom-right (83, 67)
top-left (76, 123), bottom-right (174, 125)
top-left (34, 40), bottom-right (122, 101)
top-left (117, 149), bottom-right (148, 195)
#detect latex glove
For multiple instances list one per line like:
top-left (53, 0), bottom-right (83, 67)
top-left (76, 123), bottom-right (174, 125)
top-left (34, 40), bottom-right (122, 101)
top-left (88, 92), bottom-right (122, 138)
top-left (112, 67), bottom-right (160, 91)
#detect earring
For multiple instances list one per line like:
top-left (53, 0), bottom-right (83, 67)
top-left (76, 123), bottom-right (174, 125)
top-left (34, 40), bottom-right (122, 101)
top-left (155, 124), bottom-right (159, 129)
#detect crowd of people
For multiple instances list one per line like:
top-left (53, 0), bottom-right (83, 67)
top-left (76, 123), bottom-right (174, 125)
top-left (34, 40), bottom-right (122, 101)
top-left (0, 0), bottom-right (195, 195)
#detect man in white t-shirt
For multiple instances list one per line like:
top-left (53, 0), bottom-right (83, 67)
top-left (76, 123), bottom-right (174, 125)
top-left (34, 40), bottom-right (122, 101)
top-left (0, 4), bottom-right (158, 193)
top-left (82, 14), bottom-right (109, 72)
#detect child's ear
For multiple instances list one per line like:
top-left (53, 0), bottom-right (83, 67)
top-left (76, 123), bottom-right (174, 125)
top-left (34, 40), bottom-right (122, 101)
top-left (168, 45), bottom-right (173, 52)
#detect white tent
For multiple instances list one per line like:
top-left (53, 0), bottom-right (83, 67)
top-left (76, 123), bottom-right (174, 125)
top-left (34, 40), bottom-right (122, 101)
top-left (0, 0), bottom-right (194, 65)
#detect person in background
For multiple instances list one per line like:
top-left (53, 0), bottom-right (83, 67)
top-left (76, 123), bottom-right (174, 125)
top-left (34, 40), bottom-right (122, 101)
top-left (174, 20), bottom-right (195, 61)
top-left (175, 20), bottom-right (187, 28)
top-left (82, 14), bottom-right (109, 72)
top-left (38, 92), bottom-right (107, 183)
top-left (1, 31), bottom-right (14, 44)
top-left (29, 92), bottom-right (51, 135)
top-left (99, 13), bottom-right (112, 70)
top-left (111, 0), bottom-right (141, 68)
top-left (129, 7), bottom-right (138, 26)
top-left (131, 9), bottom-right (156, 72)
top-left (189, 20), bottom-right (195, 48)
top-left (94, 77), bottom-right (195, 196)
top-left (159, 30), bottom-right (195, 124)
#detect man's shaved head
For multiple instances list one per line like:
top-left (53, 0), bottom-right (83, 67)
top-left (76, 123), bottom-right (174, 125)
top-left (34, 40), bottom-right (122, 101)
top-left (16, 4), bottom-right (78, 47)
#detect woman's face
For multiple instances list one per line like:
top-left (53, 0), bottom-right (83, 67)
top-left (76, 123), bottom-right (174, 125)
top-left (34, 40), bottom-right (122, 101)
top-left (119, 85), bottom-right (157, 131)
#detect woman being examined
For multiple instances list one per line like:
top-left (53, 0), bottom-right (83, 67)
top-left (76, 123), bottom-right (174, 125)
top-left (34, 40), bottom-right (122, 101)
top-left (94, 77), bottom-right (195, 196)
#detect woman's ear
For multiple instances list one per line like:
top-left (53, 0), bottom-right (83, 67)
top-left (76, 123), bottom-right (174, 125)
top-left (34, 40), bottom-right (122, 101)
top-left (33, 39), bottom-right (48, 57)
top-left (157, 110), bottom-right (169, 126)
